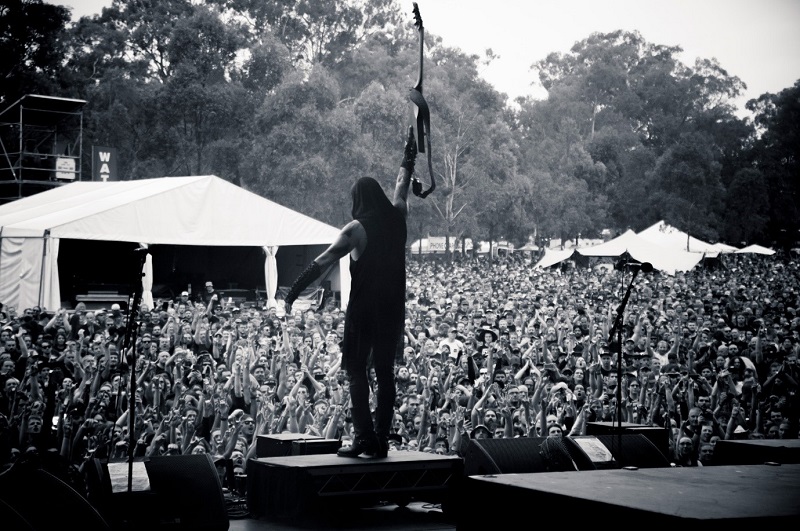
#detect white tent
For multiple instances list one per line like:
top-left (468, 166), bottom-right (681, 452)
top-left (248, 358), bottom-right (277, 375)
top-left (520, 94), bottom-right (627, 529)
top-left (534, 248), bottom-right (575, 269)
top-left (637, 220), bottom-right (720, 256)
top-left (408, 237), bottom-right (512, 257)
top-left (576, 229), bottom-right (705, 275)
top-left (0, 175), bottom-right (349, 311)
top-left (735, 244), bottom-right (776, 255)
top-left (711, 242), bottom-right (739, 253)
top-left (409, 236), bottom-right (465, 254)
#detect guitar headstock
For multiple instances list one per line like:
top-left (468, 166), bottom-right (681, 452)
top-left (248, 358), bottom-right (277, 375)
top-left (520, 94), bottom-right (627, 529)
top-left (412, 2), bottom-right (423, 31)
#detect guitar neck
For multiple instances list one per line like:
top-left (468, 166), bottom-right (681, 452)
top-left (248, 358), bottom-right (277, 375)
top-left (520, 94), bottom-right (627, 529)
top-left (414, 28), bottom-right (424, 92)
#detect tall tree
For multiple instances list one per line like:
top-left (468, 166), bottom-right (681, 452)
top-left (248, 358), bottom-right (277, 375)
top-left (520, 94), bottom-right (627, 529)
top-left (647, 131), bottom-right (725, 242)
top-left (69, 0), bottom-right (267, 181)
top-left (208, 0), bottom-right (402, 67)
top-left (721, 167), bottom-right (770, 246)
top-left (520, 30), bottom-right (749, 239)
top-left (0, 0), bottom-right (72, 106)
top-left (243, 66), bottom-right (367, 225)
top-left (747, 80), bottom-right (800, 249)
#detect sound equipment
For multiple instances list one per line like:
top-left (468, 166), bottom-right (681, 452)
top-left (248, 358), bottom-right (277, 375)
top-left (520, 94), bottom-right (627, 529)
top-left (0, 458), bottom-right (110, 531)
top-left (712, 439), bottom-right (800, 466)
top-left (586, 421), bottom-right (670, 459)
top-left (86, 455), bottom-right (229, 531)
top-left (144, 454), bottom-right (229, 530)
top-left (592, 434), bottom-right (671, 468)
top-left (256, 433), bottom-right (339, 458)
top-left (462, 437), bottom-right (596, 476)
top-left (292, 437), bottom-right (341, 456)
top-left (563, 436), bottom-right (615, 469)
top-left (247, 451), bottom-right (462, 520)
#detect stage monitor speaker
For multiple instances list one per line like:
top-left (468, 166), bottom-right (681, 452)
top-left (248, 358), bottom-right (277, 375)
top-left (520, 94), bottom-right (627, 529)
top-left (462, 437), bottom-right (596, 476)
top-left (712, 439), bottom-right (800, 466)
top-left (143, 454), bottom-right (229, 531)
top-left (256, 433), bottom-right (324, 457)
top-left (593, 434), bottom-right (671, 468)
top-left (563, 436), bottom-right (616, 469)
top-left (0, 462), bottom-right (110, 531)
top-left (291, 438), bottom-right (341, 456)
top-left (586, 422), bottom-right (670, 460)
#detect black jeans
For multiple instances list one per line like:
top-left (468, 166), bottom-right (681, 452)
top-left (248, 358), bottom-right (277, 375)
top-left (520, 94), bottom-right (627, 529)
top-left (343, 317), bottom-right (401, 441)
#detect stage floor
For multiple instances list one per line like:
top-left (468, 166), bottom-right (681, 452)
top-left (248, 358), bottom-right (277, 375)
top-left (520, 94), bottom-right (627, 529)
top-left (458, 463), bottom-right (800, 527)
top-left (229, 501), bottom-right (455, 531)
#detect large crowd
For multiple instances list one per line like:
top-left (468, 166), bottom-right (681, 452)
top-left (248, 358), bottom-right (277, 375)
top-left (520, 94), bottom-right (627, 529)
top-left (0, 251), bottom-right (798, 495)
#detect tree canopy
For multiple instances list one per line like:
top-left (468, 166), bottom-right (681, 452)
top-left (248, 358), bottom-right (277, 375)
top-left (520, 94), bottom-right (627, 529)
top-left (3, 1), bottom-right (797, 253)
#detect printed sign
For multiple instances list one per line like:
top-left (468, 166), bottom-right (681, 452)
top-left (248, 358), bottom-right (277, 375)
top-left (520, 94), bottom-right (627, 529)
top-left (92, 146), bottom-right (118, 181)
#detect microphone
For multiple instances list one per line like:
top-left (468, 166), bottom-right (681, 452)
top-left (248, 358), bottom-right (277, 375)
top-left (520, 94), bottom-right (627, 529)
top-left (628, 262), bottom-right (653, 273)
top-left (133, 246), bottom-right (150, 255)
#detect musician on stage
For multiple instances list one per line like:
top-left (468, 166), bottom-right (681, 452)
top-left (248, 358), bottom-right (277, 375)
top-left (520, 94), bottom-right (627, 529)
top-left (284, 128), bottom-right (417, 458)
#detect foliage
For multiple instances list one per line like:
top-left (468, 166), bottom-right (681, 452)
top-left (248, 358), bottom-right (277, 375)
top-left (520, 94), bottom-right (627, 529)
top-left (0, 0), bottom-right (72, 105)
top-left (746, 80), bottom-right (800, 250)
top-left (520, 30), bottom-right (753, 242)
top-left (3, 2), bottom-right (798, 252)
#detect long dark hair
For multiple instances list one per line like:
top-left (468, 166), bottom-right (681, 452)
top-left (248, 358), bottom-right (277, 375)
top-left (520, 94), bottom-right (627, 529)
top-left (351, 177), bottom-right (393, 220)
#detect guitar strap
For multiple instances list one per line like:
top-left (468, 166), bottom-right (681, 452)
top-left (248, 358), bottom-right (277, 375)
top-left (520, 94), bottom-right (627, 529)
top-left (409, 2), bottom-right (435, 199)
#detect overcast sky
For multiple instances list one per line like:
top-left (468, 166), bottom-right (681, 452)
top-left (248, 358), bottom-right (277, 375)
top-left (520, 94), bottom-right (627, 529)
top-left (60, 0), bottom-right (800, 117)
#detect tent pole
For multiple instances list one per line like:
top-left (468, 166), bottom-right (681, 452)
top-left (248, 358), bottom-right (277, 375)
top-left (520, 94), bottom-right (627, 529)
top-left (38, 230), bottom-right (50, 307)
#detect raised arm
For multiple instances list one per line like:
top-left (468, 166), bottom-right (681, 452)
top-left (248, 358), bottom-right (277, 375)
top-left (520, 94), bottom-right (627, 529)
top-left (393, 126), bottom-right (416, 215)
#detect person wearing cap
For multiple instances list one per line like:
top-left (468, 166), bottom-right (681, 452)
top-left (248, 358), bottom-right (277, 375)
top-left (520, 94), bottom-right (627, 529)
top-left (175, 290), bottom-right (191, 307)
top-left (438, 326), bottom-right (464, 360)
top-left (470, 424), bottom-right (492, 440)
top-left (595, 347), bottom-right (615, 379)
top-left (202, 281), bottom-right (220, 313)
top-left (283, 129), bottom-right (416, 459)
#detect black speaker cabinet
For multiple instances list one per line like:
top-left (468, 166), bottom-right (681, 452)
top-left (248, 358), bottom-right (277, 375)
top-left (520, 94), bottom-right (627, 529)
top-left (462, 437), bottom-right (596, 476)
top-left (713, 439), bottom-right (800, 466)
top-left (144, 454), bottom-right (229, 531)
top-left (593, 434), bottom-right (671, 468)
top-left (88, 455), bottom-right (229, 531)
top-left (256, 433), bottom-right (326, 457)
top-left (586, 421), bottom-right (670, 460)
top-left (291, 437), bottom-right (341, 455)
top-left (0, 461), bottom-right (110, 531)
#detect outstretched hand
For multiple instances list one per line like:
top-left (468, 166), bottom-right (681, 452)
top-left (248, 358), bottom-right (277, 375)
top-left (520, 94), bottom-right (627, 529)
top-left (402, 126), bottom-right (417, 175)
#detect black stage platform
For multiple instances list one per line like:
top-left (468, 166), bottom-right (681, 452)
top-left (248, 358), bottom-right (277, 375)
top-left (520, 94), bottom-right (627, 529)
top-left (7, 445), bottom-right (798, 531)
top-left (247, 452), bottom-right (463, 522)
top-left (712, 438), bottom-right (800, 465)
top-left (456, 463), bottom-right (800, 529)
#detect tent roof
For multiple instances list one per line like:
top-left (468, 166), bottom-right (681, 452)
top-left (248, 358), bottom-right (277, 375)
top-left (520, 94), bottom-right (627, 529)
top-left (517, 243), bottom-right (540, 252)
top-left (637, 220), bottom-right (720, 255)
top-left (735, 244), bottom-right (776, 255)
top-left (0, 175), bottom-right (340, 246)
top-left (534, 248), bottom-right (575, 268)
top-left (576, 229), bottom-right (704, 274)
top-left (711, 242), bottom-right (739, 253)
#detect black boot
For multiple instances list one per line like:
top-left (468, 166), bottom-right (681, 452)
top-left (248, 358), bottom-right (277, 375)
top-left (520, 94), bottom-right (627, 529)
top-left (371, 436), bottom-right (388, 459)
top-left (337, 434), bottom-right (378, 458)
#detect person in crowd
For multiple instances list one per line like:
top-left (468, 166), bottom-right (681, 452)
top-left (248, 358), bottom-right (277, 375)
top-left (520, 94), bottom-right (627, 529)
top-left (0, 243), bottom-right (797, 503)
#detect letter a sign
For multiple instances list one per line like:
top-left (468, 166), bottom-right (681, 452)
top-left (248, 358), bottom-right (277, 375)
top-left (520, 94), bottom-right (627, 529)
top-left (92, 146), bottom-right (118, 182)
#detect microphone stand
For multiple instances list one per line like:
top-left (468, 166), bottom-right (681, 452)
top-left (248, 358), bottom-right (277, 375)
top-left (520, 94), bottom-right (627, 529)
top-left (123, 248), bottom-right (149, 494)
top-left (607, 260), bottom-right (645, 464)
